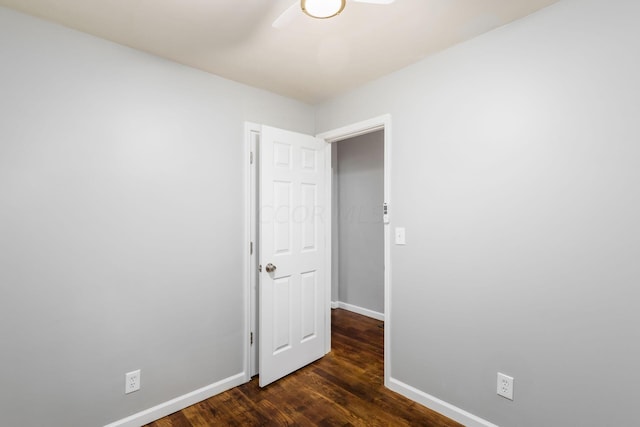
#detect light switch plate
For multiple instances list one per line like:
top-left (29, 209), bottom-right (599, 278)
top-left (395, 227), bottom-right (406, 245)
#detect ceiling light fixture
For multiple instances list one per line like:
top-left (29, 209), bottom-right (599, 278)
top-left (301, 0), bottom-right (346, 19)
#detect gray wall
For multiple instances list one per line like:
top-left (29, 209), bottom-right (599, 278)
top-left (0, 7), bottom-right (314, 427)
top-left (3, 0), bottom-right (640, 426)
top-left (336, 131), bottom-right (384, 313)
top-left (317, 0), bottom-right (640, 426)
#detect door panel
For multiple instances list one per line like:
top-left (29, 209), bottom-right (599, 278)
top-left (300, 271), bottom-right (318, 341)
top-left (273, 276), bottom-right (292, 353)
top-left (259, 125), bottom-right (327, 387)
top-left (301, 183), bottom-right (317, 251)
top-left (273, 181), bottom-right (292, 254)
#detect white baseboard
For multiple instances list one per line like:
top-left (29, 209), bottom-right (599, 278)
top-left (104, 372), bottom-right (247, 427)
top-left (388, 377), bottom-right (499, 427)
top-left (331, 301), bottom-right (339, 309)
top-left (336, 301), bottom-right (384, 321)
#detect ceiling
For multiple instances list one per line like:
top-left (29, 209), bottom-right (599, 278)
top-left (0, 0), bottom-right (559, 104)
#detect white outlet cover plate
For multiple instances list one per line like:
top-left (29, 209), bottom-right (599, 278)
top-left (497, 372), bottom-right (514, 400)
top-left (125, 369), bottom-right (141, 394)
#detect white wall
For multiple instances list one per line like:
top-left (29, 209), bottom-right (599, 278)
top-left (0, 7), bottom-right (314, 427)
top-left (317, 0), bottom-right (640, 425)
top-left (336, 131), bottom-right (384, 314)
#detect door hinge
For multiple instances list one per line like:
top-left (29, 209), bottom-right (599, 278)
top-left (250, 332), bottom-right (254, 345)
top-left (250, 241), bottom-right (253, 255)
top-left (250, 151), bottom-right (254, 164)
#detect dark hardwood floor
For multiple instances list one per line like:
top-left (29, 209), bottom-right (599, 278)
top-left (145, 309), bottom-right (462, 427)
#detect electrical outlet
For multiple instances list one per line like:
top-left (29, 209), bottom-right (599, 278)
top-left (125, 370), bottom-right (141, 394)
top-left (497, 372), bottom-right (514, 400)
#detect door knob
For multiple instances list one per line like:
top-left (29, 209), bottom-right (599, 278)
top-left (265, 263), bottom-right (277, 273)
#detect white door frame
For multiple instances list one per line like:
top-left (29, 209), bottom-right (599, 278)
top-left (316, 114), bottom-right (392, 386)
top-left (244, 122), bottom-right (260, 380)
top-left (243, 114), bottom-right (392, 387)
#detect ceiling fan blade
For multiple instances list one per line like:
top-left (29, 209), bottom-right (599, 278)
top-left (352, 0), bottom-right (395, 4)
top-left (272, 1), bottom-right (300, 29)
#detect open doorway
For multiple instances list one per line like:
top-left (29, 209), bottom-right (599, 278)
top-left (331, 130), bottom-right (385, 321)
top-left (317, 114), bottom-right (392, 387)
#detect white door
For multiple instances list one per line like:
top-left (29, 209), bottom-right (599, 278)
top-left (259, 125), bottom-right (327, 387)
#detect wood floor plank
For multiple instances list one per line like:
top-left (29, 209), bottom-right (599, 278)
top-left (145, 309), bottom-right (463, 427)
